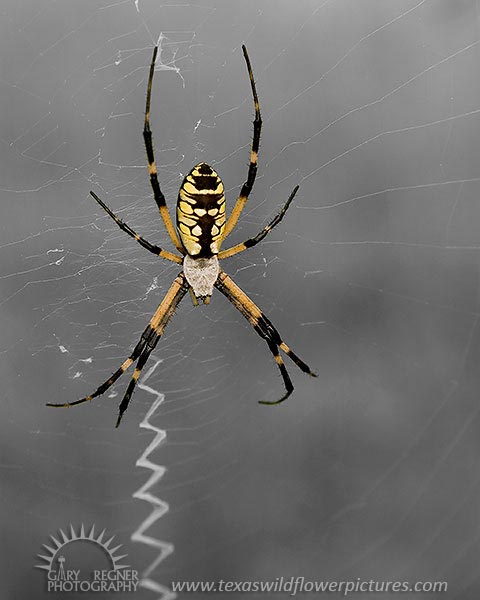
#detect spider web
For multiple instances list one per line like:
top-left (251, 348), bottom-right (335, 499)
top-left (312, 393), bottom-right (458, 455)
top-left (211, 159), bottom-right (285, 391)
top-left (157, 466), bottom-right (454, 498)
top-left (2, 0), bottom-right (480, 598)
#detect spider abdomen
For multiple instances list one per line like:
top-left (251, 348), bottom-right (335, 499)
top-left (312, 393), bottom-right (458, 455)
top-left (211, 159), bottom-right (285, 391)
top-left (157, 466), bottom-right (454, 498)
top-left (177, 162), bottom-right (226, 257)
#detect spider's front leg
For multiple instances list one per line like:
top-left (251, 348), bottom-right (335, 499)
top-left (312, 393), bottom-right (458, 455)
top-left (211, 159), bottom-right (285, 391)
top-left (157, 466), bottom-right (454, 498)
top-left (223, 45), bottom-right (262, 239)
top-left (143, 46), bottom-right (184, 254)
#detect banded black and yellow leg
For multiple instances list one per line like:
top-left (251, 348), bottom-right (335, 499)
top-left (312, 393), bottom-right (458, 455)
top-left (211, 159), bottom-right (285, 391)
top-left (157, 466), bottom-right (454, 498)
top-left (114, 272), bottom-right (189, 426)
top-left (90, 191), bottom-right (182, 264)
top-left (115, 342), bottom-right (157, 428)
top-left (223, 45), bottom-right (262, 240)
top-left (218, 185), bottom-right (298, 260)
top-left (278, 341), bottom-right (315, 376)
top-left (215, 271), bottom-right (317, 404)
top-left (47, 274), bottom-right (189, 422)
top-left (263, 339), bottom-right (294, 404)
top-left (143, 46), bottom-right (184, 254)
top-left (46, 324), bottom-right (155, 410)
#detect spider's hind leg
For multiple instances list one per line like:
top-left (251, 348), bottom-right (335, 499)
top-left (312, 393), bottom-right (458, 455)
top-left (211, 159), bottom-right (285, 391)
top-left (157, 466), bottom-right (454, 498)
top-left (215, 271), bottom-right (316, 405)
top-left (258, 339), bottom-right (294, 405)
top-left (115, 340), bottom-right (157, 427)
top-left (46, 324), bottom-right (156, 410)
top-left (279, 341), bottom-right (317, 377)
top-left (48, 274), bottom-right (189, 426)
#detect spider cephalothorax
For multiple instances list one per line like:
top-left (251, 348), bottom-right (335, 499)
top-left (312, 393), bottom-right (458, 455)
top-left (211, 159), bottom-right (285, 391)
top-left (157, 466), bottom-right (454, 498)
top-left (48, 45), bottom-right (316, 427)
top-left (183, 254), bottom-right (219, 303)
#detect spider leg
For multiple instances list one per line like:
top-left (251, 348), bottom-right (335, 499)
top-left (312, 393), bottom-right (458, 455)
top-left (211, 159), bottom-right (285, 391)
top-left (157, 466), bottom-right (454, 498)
top-left (263, 339), bottom-right (294, 404)
top-left (46, 324), bottom-right (154, 409)
top-left (115, 339), bottom-right (157, 428)
top-left (114, 273), bottom-right (189, 426)
top-left (47, 273), bottom-right (189, 422)
top-left (143, 47), bottom-right (184, 254)
top-left (215, 271), bottom-right (317, 405)
top-left (218, 186), bottom-right (298, 260)
top-left (90, 191), bottom-right (182, 263)
top-left (222, 45), bottom-right (262, 240)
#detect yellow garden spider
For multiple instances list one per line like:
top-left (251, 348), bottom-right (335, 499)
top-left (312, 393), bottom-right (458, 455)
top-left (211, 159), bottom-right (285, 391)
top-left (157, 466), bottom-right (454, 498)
top-left (48, 45), bottom-right (316, 427)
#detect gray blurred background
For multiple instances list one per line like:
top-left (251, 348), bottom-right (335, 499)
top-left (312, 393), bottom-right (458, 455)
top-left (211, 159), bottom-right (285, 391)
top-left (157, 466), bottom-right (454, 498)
top-left (2, 0), bottom-right (480, 598)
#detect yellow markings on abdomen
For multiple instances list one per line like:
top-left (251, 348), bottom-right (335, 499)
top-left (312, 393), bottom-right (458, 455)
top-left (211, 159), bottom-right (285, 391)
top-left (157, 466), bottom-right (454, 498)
top-left (176, 162), bottom-right (226, 257)
top-left (179, 201), bottom-right (193, 214)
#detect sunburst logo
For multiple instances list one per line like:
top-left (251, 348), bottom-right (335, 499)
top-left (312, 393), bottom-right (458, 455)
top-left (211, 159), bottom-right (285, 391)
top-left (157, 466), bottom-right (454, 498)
top-left (36, 524), bottom-right (138, 593)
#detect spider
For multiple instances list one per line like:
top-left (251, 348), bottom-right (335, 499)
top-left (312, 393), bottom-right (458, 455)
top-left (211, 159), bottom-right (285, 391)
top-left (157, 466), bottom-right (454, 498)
top-left (48, 45), bottom-right (317, 427)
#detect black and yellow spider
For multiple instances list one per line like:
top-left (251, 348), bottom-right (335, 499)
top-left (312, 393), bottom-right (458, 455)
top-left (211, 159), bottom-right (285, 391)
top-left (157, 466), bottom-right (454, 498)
top-left (48, 45), bottom-right (316, 427)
